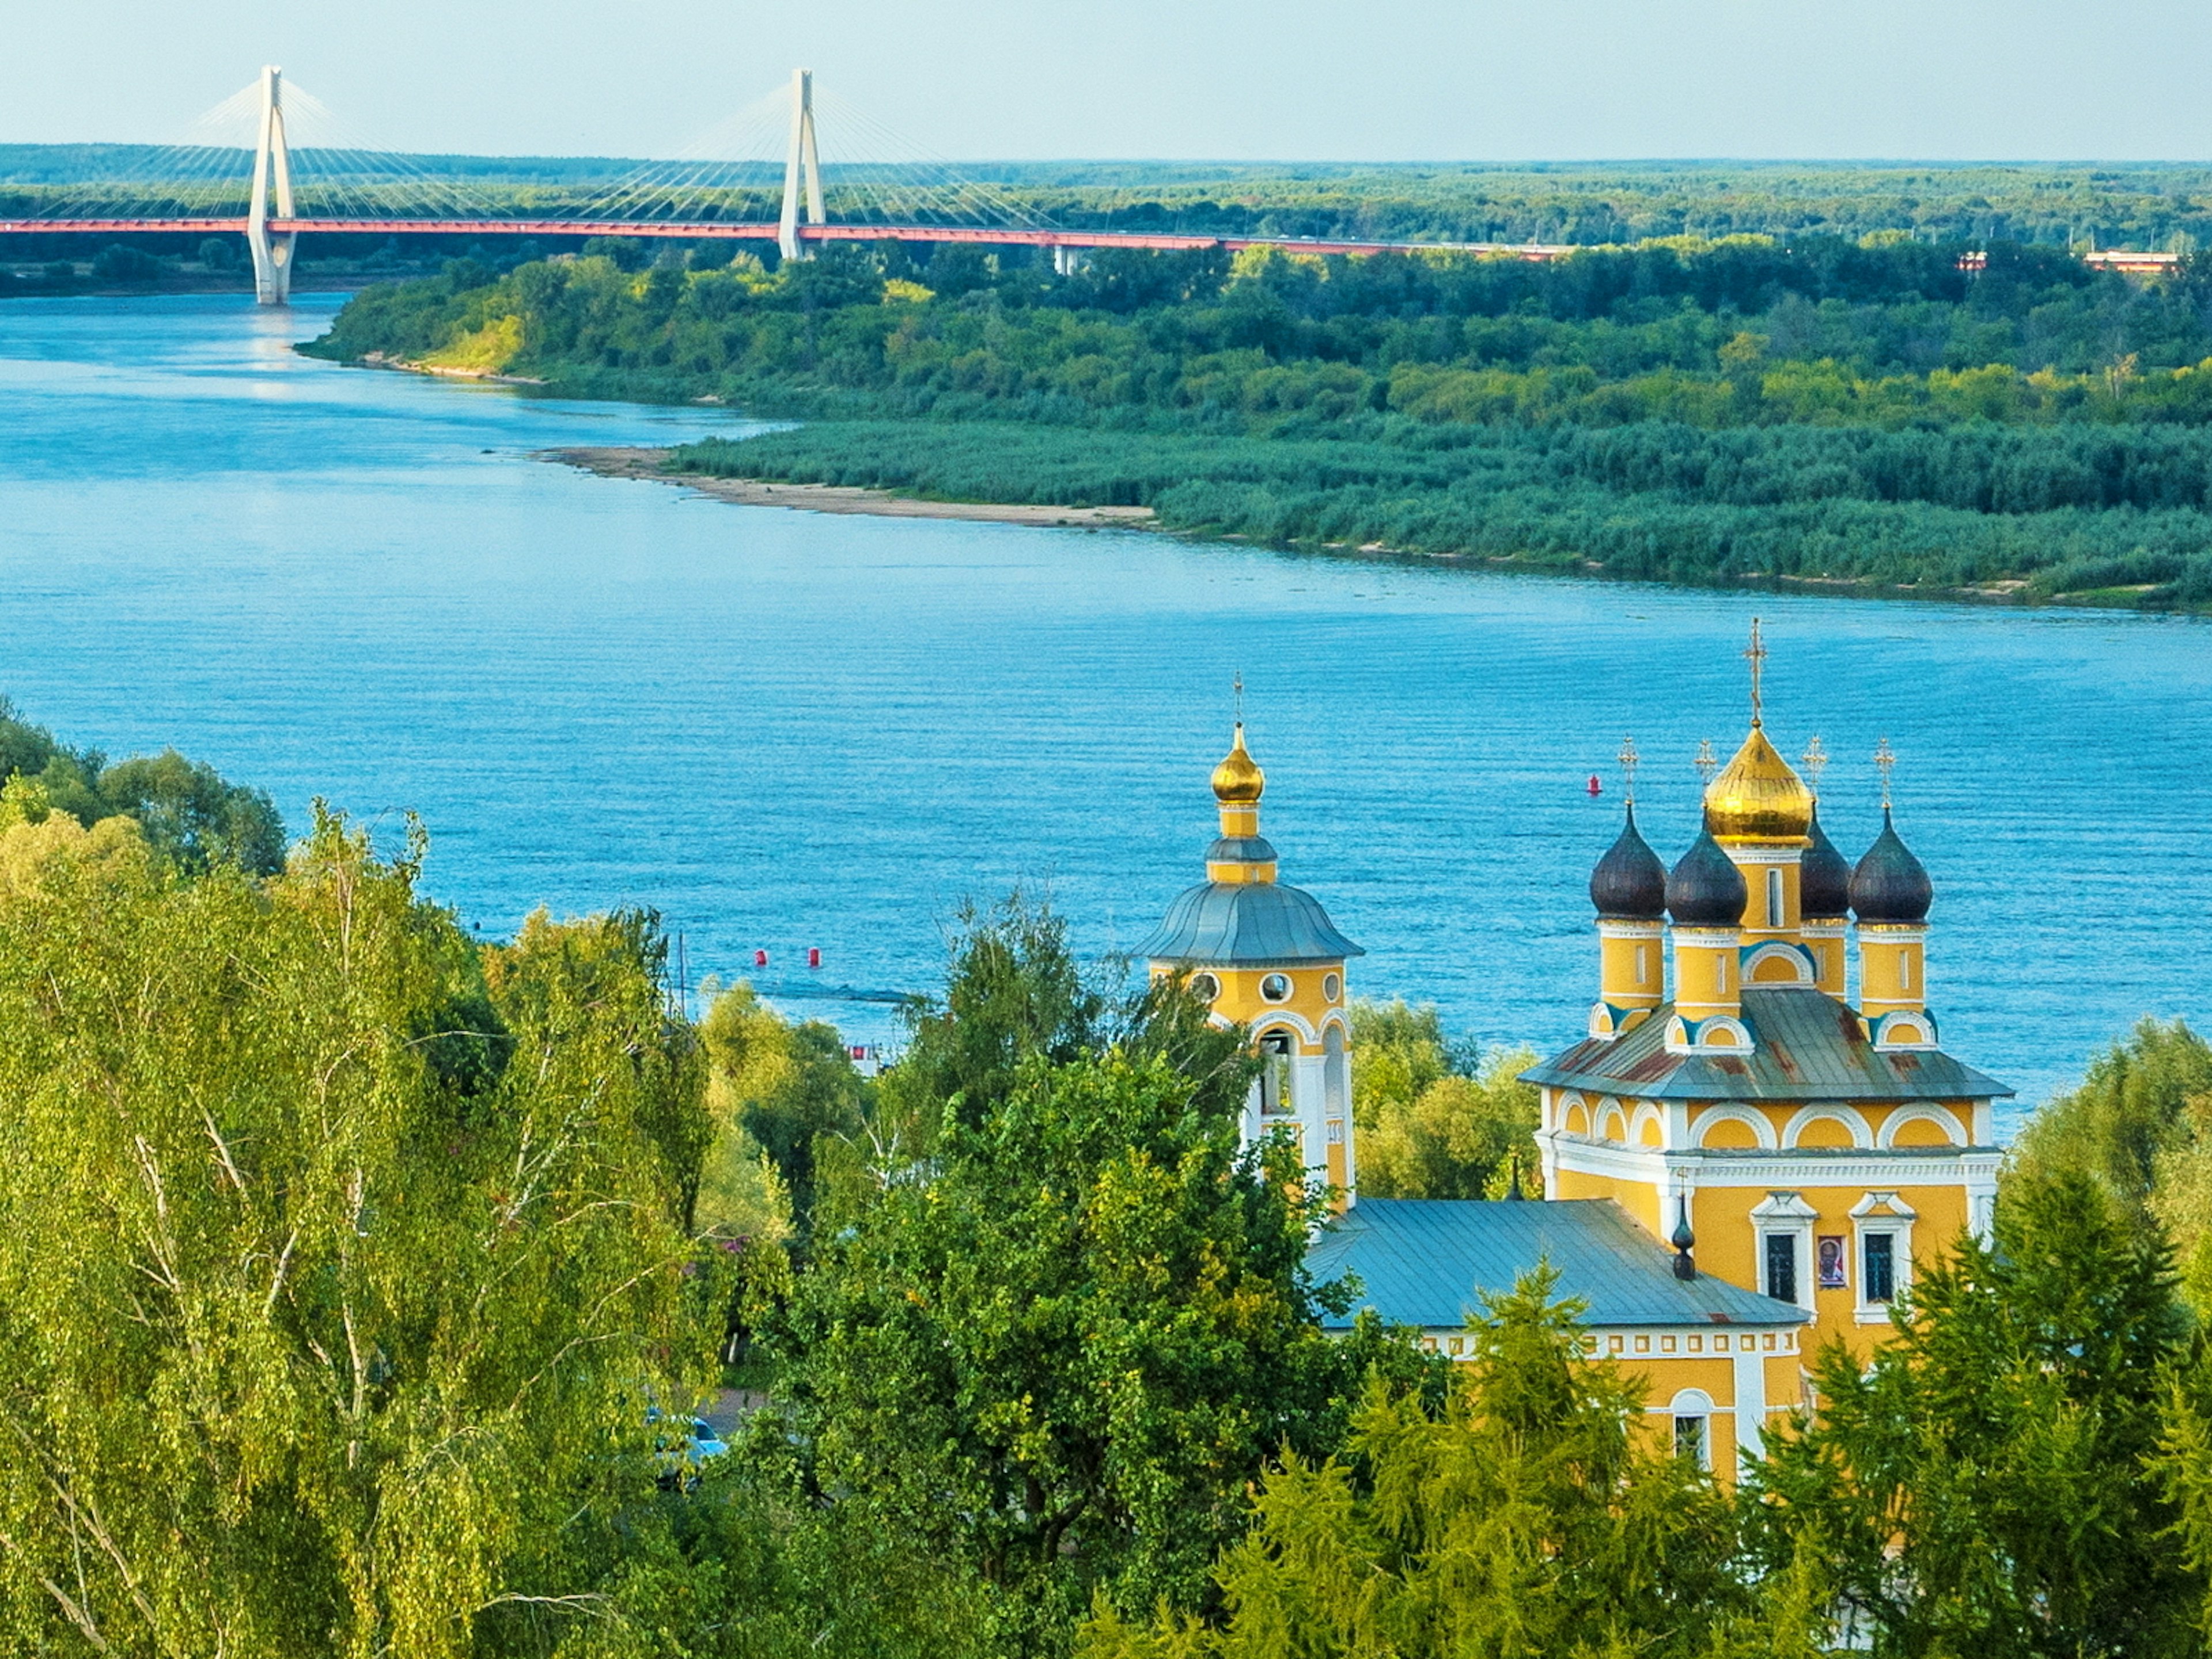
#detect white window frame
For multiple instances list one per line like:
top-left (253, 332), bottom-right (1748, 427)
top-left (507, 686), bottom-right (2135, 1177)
top-left (1669, 1388), bottom-right (1715, 1469)
top-left (1749, 1191), bottom-right (1819, 1315)
top-left (1849, 1191), bottom-right (1918, 1324)
top-left (1767, 868), bottom-right (1783, 927)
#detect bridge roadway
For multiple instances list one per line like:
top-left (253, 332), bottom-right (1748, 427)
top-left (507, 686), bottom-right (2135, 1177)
top-left (0, 217), bottom-right (1571, 261)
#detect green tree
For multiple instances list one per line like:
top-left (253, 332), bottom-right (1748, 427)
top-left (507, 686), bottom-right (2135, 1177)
top-left (1749, 1172), bottom-right (2199, 1658)
top-left (2010, 1018), bottom-right (2212, 1234)
top-left (1350, 1001), bottom-right (1540, 1198)
top-left (768, 895), bottom-right (1408, 1653)
top-left (98, 747), bottom-right (287, 874)
top-left (0, 807), bottom-right (723, 1657)
top-left (0, 699), bottom-right (285, 875)
top-left (1079, 1269), bottom-right (1780, 1659)
top-left (698, 983), bottom-right (862, 1246)
top-left (876, 891), bottom-right (1105, 1151)
top-left (779, 1048), bottom-right (1357, 1652)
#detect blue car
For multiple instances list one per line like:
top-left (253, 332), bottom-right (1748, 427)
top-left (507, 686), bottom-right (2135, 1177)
top-left (646, 1407), bottom-right (730, 1488)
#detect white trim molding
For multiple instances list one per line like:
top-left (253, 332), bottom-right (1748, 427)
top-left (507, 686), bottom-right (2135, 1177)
top-left (1688, 1104), bottom-right (1779, 1152)
top-left (1665, 1013), bottom-right (1753, 1056)
top-left (1740, 940), bottom-right (1816, 987)
top-left (1540, 1131), bottom-right (2006, 1198)
top-left (1875, 1101), bottom-right (1968, 1150)
top-left (1849, 1191), bottom-right (1918, 1325)
top-left (1871, 1008), bottom-right (1940, 1051)
top-left (1748, 1190), bottom-right (1820, 1315)
top-left (1782, 1103), bottom-right (1874, 1150)
top-left (1669, 1388), bottom-right (1718, 1470)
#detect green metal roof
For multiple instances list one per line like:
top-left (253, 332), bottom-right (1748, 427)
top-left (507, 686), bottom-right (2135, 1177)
top-left (1308, 1197), bottom-right (1809, 1331)
top-left (1521, 987), bottom-right (2012, 1102)
top-left (1136, 880), bottom-right (1364, 967)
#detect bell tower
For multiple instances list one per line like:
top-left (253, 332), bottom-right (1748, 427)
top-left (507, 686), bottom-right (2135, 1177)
top-left (1135, 691), bottom-right (1363, 1205)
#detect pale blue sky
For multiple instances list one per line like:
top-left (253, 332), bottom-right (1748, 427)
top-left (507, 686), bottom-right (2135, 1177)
top-left (9, 0), bottom-right (2212, 162)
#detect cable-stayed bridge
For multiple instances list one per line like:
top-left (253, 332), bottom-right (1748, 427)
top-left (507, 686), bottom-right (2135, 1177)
top-left (0, 66), bottom-right (1573, 303)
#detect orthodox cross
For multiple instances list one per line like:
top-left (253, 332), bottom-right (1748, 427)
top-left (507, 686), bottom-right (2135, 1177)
top-left (1233, 672), bottom-right (1244, 728)
top-left (1744, 617), bottom-right (1767, 726)
top-left (1695, 737), bottom-right (1718, 784)
top-left (1874, 737), bottom-right (1897, 808)
top-left (1801, 736), bottom-right (1830, 794)
top-left (1618, 736), bottom-right (1641, 804)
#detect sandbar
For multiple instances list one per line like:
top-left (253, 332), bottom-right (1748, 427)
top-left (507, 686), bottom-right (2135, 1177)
top-left (544, 447), bottom-right (1156, 529)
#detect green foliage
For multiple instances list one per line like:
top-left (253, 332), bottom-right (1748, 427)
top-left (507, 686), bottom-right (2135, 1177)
top-left (764, 893), bottom-right (1406, 1653)
top-left (2012, 1018), bottom-right (2212, 1237)
top-left (777, 1047), bottom-right (1362, 1652)
top-left (1079, 1268), bottom-right (1775, 1659)
top-left (1348, 1000), bottom-right (1539, 1199)
top-left (0, 697), bottom-right (285, 874)
top-left (305, 236), bottom-right (2212, 608)
top-left (1749, 1172), bottom-right (2199, 1658)
top-left (697, 982), bottom-right (863, 1247)
top-left (88, 243), bottom-right (163, 285)
top-left (593, 1438), bottom-right (997, 1659)
top-left (876, 891), bottom-right (1109, 1149)
top-left (0, 805), bottom-right (725, 1657)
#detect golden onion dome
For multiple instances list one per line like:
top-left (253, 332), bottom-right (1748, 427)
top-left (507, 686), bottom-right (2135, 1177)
top-left (1211, 723), bottom-right (1266, 804)
top-left (1704, 724), bottom-right (1814, 843)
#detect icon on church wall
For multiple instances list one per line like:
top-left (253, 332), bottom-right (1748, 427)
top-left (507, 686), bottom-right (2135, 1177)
top-left (1817, 1235), bottom-right (1847, 1289)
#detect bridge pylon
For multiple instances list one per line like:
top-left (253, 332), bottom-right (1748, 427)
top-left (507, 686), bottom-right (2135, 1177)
top-left (778, 69), bottom-right (824, 262)
top-left (246, 65), bottom-right (297, 305)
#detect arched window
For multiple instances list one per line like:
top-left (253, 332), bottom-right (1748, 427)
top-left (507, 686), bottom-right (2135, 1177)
top-left (1767, 868), bottom-right (1783, 927)
top-left (1257, 1029), bottom-right (1295, 1118)
top-left (1899, 953), bottom-right (1913, 992)
top-left (1669, 1388), bottom-right (1715, 1469)
top-left (1635, 943), bottom-right (1650, 984)
top-left (1323, 1025), bottom-right (1348, 1122)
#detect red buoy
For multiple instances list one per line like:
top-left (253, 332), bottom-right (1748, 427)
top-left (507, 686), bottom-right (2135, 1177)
top-left (808, 947), bottom-right (821, 969)
top-left (754, 948), bottom-right (768, 968)
top-left (1587, 774), bottom-right (1602, 797)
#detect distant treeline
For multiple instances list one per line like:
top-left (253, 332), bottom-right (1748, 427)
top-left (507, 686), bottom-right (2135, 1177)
top-left (306, 233), bottom-right (2212, 608)
top-left (14, 153), bottom-right (2212, 247)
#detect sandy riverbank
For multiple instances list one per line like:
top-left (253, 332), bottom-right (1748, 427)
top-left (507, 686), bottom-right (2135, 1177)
top-left (543, 446), bottom-right (1157, 528)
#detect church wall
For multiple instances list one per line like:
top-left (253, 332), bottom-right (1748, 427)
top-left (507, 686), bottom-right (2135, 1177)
top-left (1687, 1175), bottom-right (1976, 1362)
top-left (1552, 1163), bottom-right (1665, 1237)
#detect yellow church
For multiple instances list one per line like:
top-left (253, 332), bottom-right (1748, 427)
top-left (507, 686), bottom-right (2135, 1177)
top-left (1136, 627), bottom-right (2009, 1478)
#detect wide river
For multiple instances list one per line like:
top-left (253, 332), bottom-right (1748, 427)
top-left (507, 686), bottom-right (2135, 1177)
top-left (3, 292), bottom-right (2207, 1123)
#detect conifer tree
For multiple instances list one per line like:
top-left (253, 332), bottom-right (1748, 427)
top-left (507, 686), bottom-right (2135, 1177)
top-left (1079, 1270), bottom-right (1777, 1659)
top-left (1748, 1172), bottom-right (2199, 1658)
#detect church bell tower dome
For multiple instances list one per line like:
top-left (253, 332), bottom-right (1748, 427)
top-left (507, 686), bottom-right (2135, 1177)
top-left (1591, 804), bottom-right (1667, 921)
top-left (1211, 725), bottom-right (1265, 805)
top-left (1801, 803), bottom-right (1853, 918)
top-left (1851, 809), bottom-right (1933, 923)
top-left (1666, 830), bottom-right (1748, 926)
top-left (1703, 725), bottom-right (1815, 844)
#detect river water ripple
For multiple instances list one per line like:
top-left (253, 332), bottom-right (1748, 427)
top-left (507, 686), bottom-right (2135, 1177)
top-left (3, 293), bottom-right (2207, 1125)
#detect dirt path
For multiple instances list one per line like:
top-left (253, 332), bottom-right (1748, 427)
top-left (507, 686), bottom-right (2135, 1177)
top-left (543, 446), bottom-right (1156, 528)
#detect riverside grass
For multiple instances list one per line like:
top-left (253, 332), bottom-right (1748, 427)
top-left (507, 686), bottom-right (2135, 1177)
top-left (668, 419), bottom-right (2212, 606)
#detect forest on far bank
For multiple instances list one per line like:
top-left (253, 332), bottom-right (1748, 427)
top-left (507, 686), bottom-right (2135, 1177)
top-left (304, 233), bottom-right (2212, 608)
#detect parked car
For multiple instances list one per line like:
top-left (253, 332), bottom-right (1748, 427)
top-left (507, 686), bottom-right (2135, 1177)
top-left (646, 1406), bottom-right (729, 1489)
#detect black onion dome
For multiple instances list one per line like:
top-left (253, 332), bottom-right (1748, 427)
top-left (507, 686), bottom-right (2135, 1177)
top-left (1590, 804), bottom-right (1667, 921)
top-left (1851, 808), bottom-right (1933, 923)
top-left (1800, 804), bottom-right (1853, 919)
top-left (1666, 831), bottom-right (1748, 927)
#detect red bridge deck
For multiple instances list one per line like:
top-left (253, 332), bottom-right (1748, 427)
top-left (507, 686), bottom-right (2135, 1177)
top-left (0, 217), bottom-right (1571, 260)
